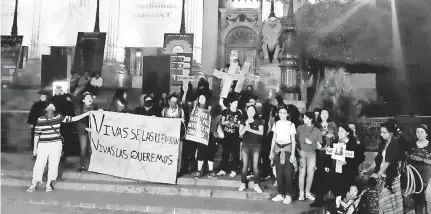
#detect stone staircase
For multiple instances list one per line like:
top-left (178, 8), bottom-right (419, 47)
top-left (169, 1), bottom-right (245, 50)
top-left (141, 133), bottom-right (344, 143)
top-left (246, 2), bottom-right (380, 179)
top-left (1, 153), bottom-right (321, 214)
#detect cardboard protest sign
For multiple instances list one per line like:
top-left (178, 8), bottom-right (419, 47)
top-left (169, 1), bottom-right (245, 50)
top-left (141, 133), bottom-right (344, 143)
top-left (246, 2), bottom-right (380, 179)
top-left (185, 107), bottom-right (211, 145)
top-left (88, 111), bottom-right (181, 184)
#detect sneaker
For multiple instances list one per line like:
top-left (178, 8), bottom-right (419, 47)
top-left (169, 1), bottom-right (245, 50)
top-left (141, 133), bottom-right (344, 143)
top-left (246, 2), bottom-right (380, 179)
top-left (229, 171), bottom-right (237, 178)
top-left (238, 183), bottom-right (247, 192)
top-left (298, 191), bottom-right (305, 201)
top-left (207, 172), bottom-right (218, 179)
top-left (194, 171), bottom-right (202, 179)
top-left (305, 192), bottom-right (315, 201)
top-left (26, 183), bottom-right (38, 192)
top-left (271, 194), bottom-right (285, 202)
top-left (254, 184), bottom-right (263, 193)
top-left (217, 170), bottom-right (226, 176)
top-left (45, 181), bottom-right (54, 192)
top-left (283, 195), bottom-right (292, 204)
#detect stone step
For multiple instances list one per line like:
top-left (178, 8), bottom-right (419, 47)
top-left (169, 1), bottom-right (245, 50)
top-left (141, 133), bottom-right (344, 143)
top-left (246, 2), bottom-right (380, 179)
top-left (2, 186), bottom-right (319, 214)
top-left (2, 175), bottom-right (272, 201)
top-left (1, 168), bottom-right (264, 189)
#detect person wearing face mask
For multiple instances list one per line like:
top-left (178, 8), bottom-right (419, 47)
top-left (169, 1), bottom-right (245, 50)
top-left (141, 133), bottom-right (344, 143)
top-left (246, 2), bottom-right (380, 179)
top-left (28, 90), bottom-right (49, 151)
top-left (135, 94), bottom-right (160, 117)
top-left (27, 103), bottom-right (92, 192)
top-left (162, 93), bottom-right (185, 175)
top-left (76, 92), bottom-right (99, 172)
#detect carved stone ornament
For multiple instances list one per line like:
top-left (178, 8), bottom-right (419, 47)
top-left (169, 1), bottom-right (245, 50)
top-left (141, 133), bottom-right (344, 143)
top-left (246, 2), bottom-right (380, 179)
top-left (261, 17), bottom-right (282, 63)
top-left (226, 13), bottom-right (259, 28)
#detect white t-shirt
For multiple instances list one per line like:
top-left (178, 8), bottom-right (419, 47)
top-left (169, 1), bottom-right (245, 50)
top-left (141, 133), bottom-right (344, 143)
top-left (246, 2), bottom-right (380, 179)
top-left (90, 77), bottom-right (103, 87)
top-left (272, 120), bottom-right (296, 144)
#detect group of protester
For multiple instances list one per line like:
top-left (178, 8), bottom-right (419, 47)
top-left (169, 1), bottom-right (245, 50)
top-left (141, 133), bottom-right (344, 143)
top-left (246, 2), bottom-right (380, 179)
top-left (26, 74), bottom-right (431, 214)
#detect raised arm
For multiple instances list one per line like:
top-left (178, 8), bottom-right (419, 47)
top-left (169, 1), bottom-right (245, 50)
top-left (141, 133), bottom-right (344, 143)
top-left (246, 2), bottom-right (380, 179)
top-left (219, 98), bottom-right (227, 110)
top-left (65, 111), bottom-right (91, 123)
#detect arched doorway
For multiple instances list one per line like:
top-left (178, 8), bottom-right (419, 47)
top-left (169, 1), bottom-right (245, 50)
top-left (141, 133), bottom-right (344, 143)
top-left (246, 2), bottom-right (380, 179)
top-left (225, 27), bottom-right (259, 73)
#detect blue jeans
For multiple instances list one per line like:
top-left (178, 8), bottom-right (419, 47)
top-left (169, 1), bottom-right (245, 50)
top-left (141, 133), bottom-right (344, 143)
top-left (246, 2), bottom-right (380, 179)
top-left (241, 144), bottom-right (261, 184)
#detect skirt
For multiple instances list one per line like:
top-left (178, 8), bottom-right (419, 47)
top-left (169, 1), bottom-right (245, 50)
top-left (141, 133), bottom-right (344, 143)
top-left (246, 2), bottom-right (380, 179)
top-left (379, 176), bottom-right (404, 214)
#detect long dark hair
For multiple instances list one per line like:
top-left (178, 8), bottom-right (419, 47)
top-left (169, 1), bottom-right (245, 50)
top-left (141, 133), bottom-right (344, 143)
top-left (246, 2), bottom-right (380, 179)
top-left (317, 108), bottom-right (333, 123)
top-left (244, 105), bottom-right (260, 121)
top-left (112, 89), bottom-right (128, 105)
top-left (275, 104), bottom-right (290, 121)
top-left (196, 94), bottom-right (210, 110)
top-left (302, 112), bottom-right (317, 126)
top-left (338, 124), bottom-right (355, 142)
top-left (379, 120), bottom-right (404, 193)
top-left (415, 124), bottom-right (429, 141)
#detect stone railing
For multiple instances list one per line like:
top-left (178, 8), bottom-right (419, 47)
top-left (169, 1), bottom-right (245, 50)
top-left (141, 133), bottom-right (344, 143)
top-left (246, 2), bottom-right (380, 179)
top-left (359, 116), bottom-right (431, 151)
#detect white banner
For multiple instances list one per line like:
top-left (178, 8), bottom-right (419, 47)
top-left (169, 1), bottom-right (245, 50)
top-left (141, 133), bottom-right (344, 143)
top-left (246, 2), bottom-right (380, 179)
top-left (118, 0), bottom-right (182, 47)
top-left (88, 111), bottom-right (181, 184)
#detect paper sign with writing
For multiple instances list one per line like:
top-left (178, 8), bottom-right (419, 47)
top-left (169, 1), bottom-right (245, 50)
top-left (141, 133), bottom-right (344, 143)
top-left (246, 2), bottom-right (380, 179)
top-left (185, 107), bottom-right (211, 145)
top-left (325, 143), bottom-right (354, 173)
top-left (88, 111), bottom-right (181, 184)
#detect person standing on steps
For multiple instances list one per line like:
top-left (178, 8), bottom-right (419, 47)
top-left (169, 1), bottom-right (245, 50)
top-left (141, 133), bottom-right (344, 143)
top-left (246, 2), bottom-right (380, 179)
top-left (28, 90), bottom-right (49, 152)
top-left (194, 95), bottom-right (219, 179)
top-left (270, 105), bottom-right (297, 205)
top-left (27, 103), bottom-right (93, 193)
top-left (76, 92), bottom-right (99, 172)
top-left (238, 105), bottom-right (264, 193)
top-left (217, 96), bottom-right (243, 178)
top-left (162, 93), bottom-right (185, 176)
top-left (297, 112), bottom-right (322, 202)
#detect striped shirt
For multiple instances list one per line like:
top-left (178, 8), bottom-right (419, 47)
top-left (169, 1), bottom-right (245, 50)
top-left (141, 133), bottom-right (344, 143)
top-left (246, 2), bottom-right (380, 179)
top-left (34, 114), bottom-right (72, 143)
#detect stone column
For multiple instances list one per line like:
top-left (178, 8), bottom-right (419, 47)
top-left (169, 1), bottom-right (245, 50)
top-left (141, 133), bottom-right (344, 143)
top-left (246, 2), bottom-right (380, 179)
top-left (104, 0), bottom-right (120, 62)
top-left (201, 0), bottom-right (219, 77)
top-left (29, 0), bottom-right (42, 60)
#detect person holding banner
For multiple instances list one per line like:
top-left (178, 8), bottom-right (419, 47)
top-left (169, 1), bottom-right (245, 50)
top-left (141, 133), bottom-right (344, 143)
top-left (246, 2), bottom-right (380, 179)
top-left (217, 96), bottom-right (243, 178)
top-left (27, 103), bottom-right (92, 192)
top-left (162, 93), bottom-right (185, 175)
top-left (238, 105), bottom-right (264, 193)
top-left (76, 92), bottom-right (99, 172)
top-left (193, 95), bottom-right (219, 179)
top-left (135, 94), bottom-right (160, 117)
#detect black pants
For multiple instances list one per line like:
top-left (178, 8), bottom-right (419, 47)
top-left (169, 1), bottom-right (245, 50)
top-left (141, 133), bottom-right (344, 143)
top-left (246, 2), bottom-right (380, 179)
top-left (79, 132), bottom-right (92, 169)
top-left (181, 140), bottom-right (198, 173)
top-left (30, 127), bottom-right (35, 149)
top-left (312, 150), bottom-right (333, 204)
top-left (241, 144), bottom-right (261, 184)
top-left (260, 133), bottom-right (273, 178)
top-left (274, 151), bottom-right (295, 196)
top-left (220, 135), bottom-right (241, 173)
